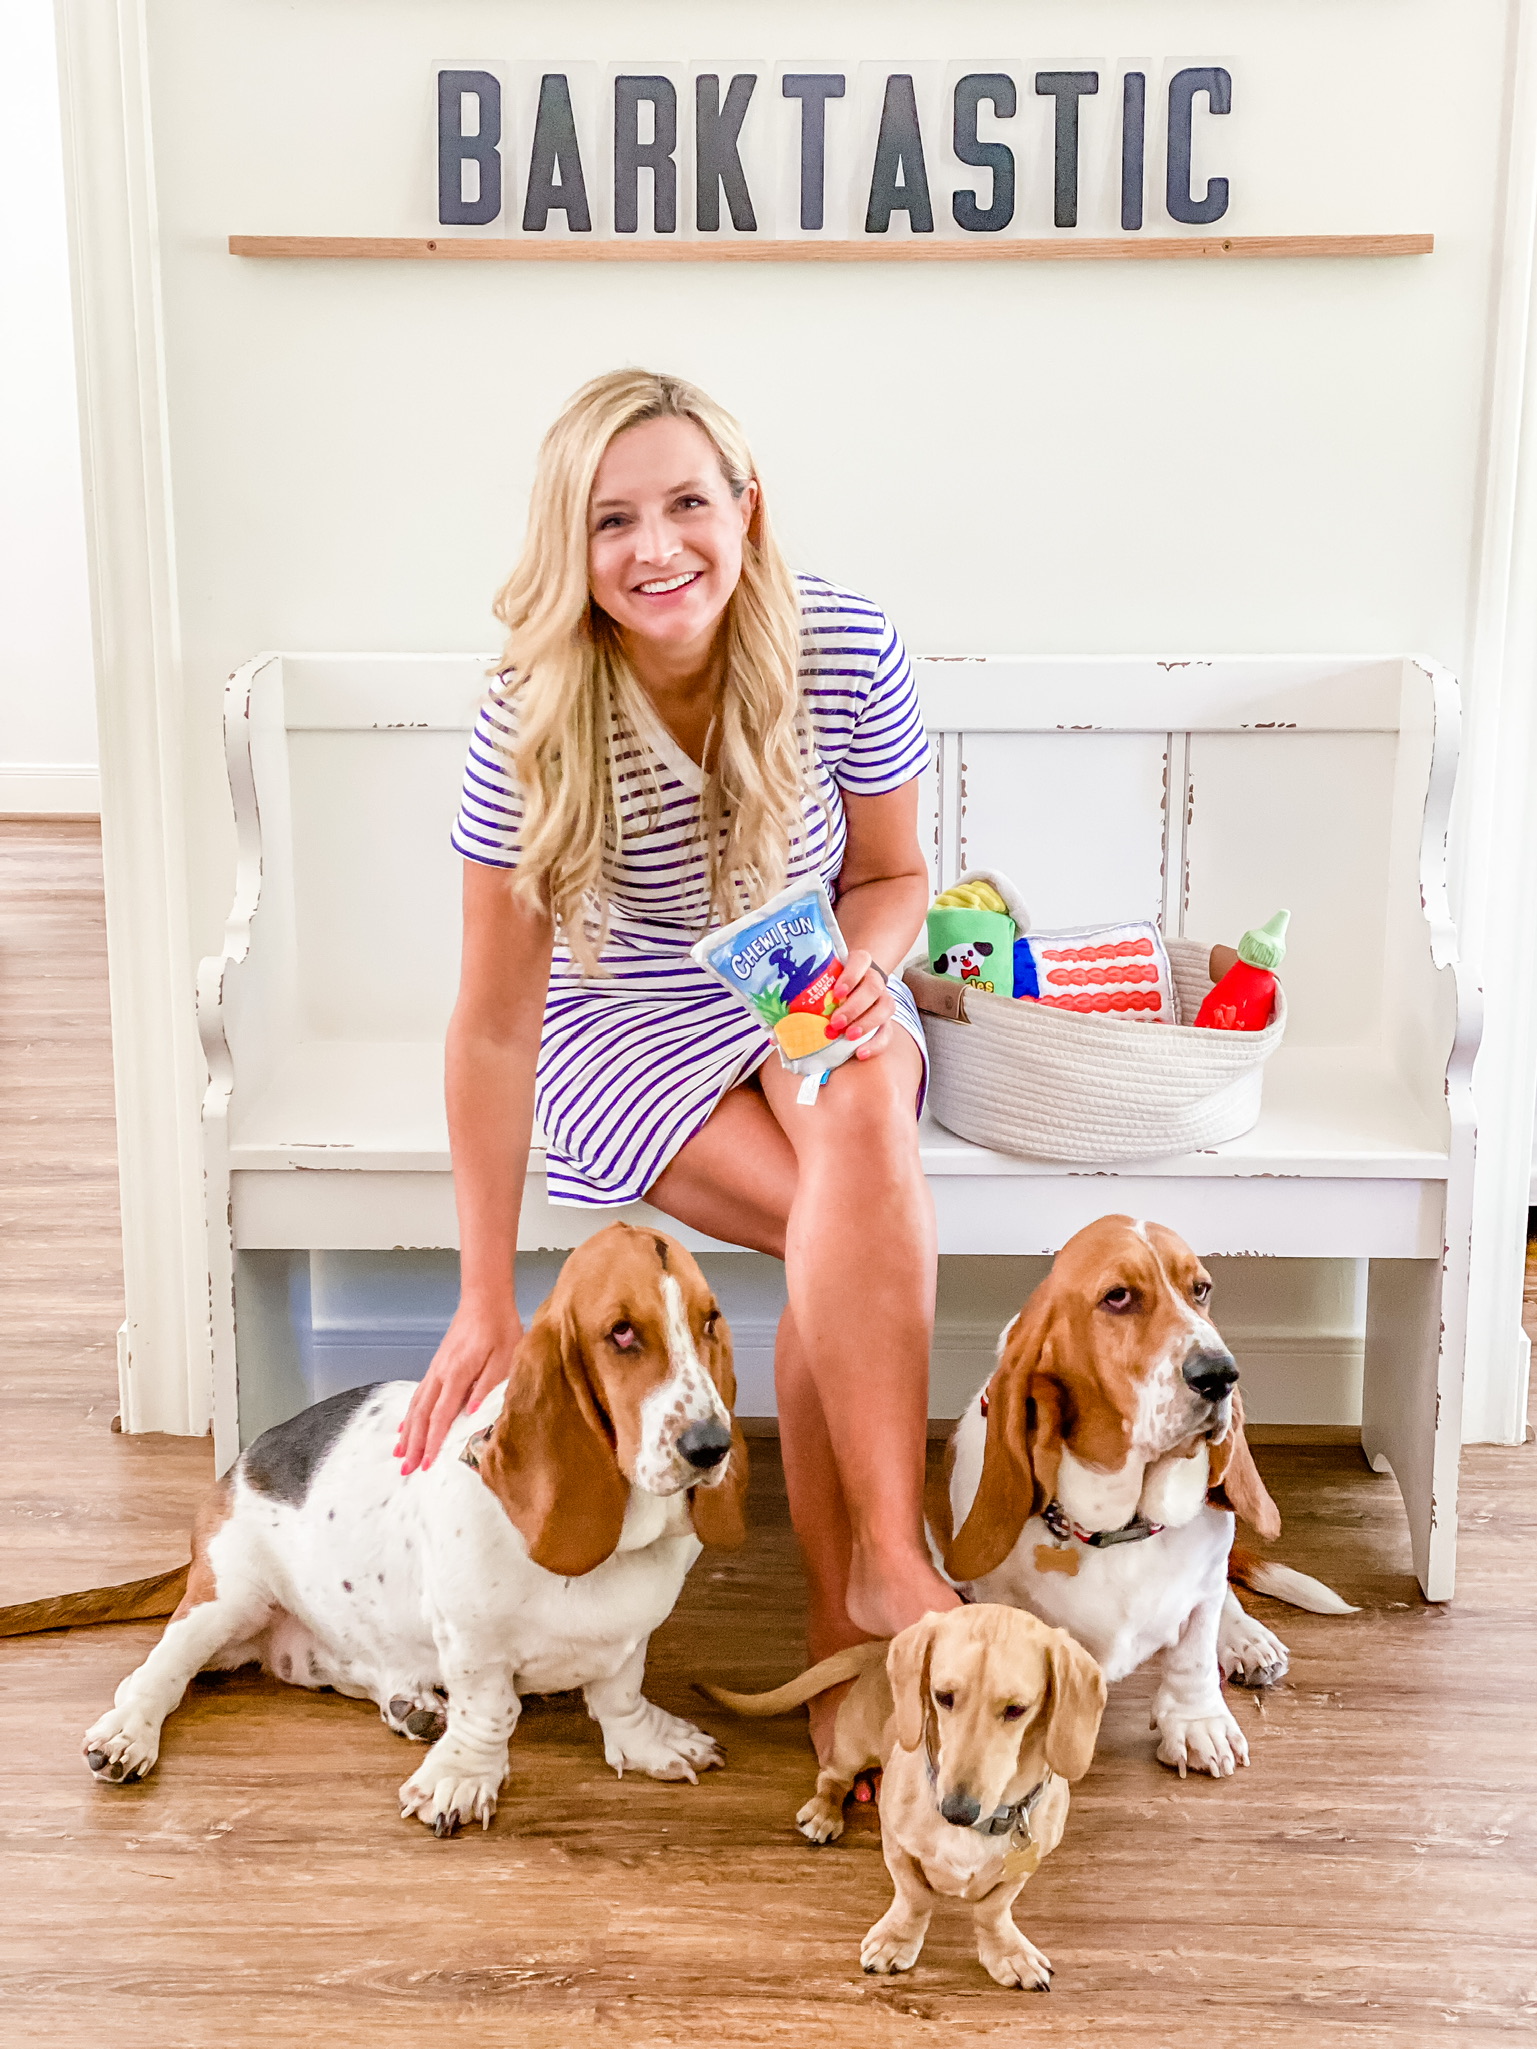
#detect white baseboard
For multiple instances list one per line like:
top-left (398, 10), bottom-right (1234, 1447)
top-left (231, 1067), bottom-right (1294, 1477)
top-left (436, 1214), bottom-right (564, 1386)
top-left (649, 1319), bottom-right (1364, 1429)
top-left (0, 762), bottom-right (100, 814)
top-left (304, 1318), bottom-right (1365, 1429)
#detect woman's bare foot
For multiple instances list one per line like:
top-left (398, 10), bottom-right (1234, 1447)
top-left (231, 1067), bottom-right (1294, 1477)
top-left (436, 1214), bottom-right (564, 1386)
top-left (845, 1550), bottom-right (961, 1640)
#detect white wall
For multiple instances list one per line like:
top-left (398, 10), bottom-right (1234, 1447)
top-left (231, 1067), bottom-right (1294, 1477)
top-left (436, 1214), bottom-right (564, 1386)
top-left (0, 0), bottom-right (97, 812)
top-left (61, 0), bottom-right (1537, 1434)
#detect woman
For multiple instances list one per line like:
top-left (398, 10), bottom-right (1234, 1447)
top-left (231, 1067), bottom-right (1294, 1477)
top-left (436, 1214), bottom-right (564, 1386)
top-left (396, 369), bottom-right (958, 1741)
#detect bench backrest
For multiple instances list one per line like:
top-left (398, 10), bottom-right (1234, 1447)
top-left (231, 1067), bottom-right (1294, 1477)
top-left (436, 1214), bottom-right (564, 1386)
top-left (208, 652), bottom-right (1461, 1129)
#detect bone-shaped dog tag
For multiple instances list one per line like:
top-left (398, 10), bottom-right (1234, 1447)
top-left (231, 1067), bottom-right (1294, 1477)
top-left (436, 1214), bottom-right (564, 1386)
top-left (1035, 1543), bottom-right (1079, 1576)
top-left (1001, 1837), bottom-right (1042, 1883)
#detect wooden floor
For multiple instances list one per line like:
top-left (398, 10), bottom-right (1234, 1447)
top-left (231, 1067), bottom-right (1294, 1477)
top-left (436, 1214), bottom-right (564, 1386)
top-left (3, 819), bottom-right (1535, 2047)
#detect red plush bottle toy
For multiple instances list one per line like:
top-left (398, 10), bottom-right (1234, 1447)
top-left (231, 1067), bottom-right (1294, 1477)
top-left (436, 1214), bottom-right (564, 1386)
top-left (1194, 910), bottom-right (1289, 1031)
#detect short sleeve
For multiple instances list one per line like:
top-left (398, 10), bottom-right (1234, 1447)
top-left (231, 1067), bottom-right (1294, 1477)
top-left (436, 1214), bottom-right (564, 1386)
top-left (797, 576), bottom-right (930, 796)
top-left (451, 693), bottom-right (525, 869)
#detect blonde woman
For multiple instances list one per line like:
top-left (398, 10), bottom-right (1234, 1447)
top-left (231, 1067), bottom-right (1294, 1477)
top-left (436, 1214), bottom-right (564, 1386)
top-left (396, 370), bottom-right (958, 1741)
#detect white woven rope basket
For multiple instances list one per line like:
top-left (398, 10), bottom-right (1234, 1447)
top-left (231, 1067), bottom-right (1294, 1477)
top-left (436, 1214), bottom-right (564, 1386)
top-left (907, 936), bottom-right (1286, 1164)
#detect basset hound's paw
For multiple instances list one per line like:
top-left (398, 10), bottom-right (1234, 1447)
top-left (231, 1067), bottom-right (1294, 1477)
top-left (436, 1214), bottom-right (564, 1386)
top-left (976, 1929), bottom-right (1053, 1991)
top-left (860, 1912), bottom-right (927, 1975)
top-left (1154, 1703), bottom-right (1249, 1778)
top-left (83, 1706), bottom-right (161, 1784)
top-left (599, 1703), bottom-right (724, 1784)
top-left (796, 1790), bottom-right (846, 1843)
top-left (398, 1745), bottom-right (506, 1835)
top-left (1218, 1609), bottom-right (1290, 1689)
top-left (383, 1687), bottom-right (449, 1742)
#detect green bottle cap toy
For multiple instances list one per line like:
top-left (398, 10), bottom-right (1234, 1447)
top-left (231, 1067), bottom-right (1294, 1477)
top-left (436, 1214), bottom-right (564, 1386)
top-left (1237, 909), bottom-right (1289, 972)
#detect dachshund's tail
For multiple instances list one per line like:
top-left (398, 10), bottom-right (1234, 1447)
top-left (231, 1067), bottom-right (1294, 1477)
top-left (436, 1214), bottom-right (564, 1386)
top-left (697, 1639), bottom-right (889, 1716)
top-left (0, 1567), bottom-right (189, 1638)
top-left (1230, 1547), bottom-right (1358, 1615)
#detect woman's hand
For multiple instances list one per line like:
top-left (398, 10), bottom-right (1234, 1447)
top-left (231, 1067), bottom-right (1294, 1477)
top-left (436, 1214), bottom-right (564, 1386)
top-left (395, 1298), bottom-right (524, 1475)
top-left (827, 950), bottom-right (897, 1059)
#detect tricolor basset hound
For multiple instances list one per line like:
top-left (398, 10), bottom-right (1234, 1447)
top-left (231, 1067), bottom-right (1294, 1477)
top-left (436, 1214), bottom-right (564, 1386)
top-left (70, 1225), bottom-right (747, 1833)
top-left (703, 1604), bottom-right (1106, 1989)
top-left (927, 1216), bottom-right (1353, 1780)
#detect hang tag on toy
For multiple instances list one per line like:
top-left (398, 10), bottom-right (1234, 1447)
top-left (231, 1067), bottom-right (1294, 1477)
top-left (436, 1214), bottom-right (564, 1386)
top-left (693, 878), bottom-right (863, 1101)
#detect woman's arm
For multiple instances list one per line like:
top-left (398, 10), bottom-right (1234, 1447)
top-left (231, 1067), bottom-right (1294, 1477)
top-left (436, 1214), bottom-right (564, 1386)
top-left (826, 781), bottom-right (931, 1055)
top-left (395, 859), bottom-right (554, 1472)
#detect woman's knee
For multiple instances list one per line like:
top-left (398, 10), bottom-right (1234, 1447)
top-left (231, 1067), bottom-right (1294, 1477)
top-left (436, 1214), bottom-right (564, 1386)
top-left (805, 1045), bottom-right (923, 1163)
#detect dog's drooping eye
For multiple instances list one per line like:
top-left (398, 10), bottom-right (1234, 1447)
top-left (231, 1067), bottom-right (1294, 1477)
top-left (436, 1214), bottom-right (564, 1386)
top-left (933, 1690), bottom-right (955, 1712)
top-left (1192, 1279), bottom-right (1212, 1304)
top-left (1001, 1704), bottom-right (1028, 1723)
top-left (609, 1322), bottom-right (639, 1350)
top-left (1100, 1286), bottom-right (1136, 1314)
top-left (703, 1307), bottom-right (720, 1336)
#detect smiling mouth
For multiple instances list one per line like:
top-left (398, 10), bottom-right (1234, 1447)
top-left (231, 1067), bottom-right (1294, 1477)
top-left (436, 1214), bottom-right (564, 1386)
top-left (635, 571), bottom-right (702, 596)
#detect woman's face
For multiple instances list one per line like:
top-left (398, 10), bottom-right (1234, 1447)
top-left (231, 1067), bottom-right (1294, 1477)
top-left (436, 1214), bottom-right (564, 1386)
top-left (587, 415), bottom-right (757, 658)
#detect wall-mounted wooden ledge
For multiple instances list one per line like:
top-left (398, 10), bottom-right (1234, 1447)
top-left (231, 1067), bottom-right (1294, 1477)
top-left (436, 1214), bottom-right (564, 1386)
top-left (229, 232), bottom-right (1433, 264)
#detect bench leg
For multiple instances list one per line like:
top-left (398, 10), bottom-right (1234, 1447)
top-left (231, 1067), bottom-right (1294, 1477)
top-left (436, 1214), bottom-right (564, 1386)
top-left (1360, 1257), bottom-right (1461, 1601)
top-left (232, 1250), bottom-right (314, 1451)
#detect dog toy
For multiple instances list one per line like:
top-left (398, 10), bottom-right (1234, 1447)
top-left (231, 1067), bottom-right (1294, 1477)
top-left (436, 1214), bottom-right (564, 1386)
top-left (1013, 920), bottom-right (1176, 1023)
top-left (693, 877), bottom-right (868, 1105)
top-left (1194, 910), bottom-right (1289, 1030)
top-left (925, 871), bottom-right (1030, 999)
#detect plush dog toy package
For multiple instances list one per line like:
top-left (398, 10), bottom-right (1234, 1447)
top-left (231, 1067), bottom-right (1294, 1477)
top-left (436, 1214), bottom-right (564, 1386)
top-left (693, 877), bottom-right (868, 1105)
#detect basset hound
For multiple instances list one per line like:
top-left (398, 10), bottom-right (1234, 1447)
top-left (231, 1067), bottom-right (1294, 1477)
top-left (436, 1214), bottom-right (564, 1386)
top-left (703, 1604), bottom-right (1106, 1989)
top-left (927, 1216), bottom-right (1353, 1780)
top-left (74, 1224), bottom-right (747, 1833)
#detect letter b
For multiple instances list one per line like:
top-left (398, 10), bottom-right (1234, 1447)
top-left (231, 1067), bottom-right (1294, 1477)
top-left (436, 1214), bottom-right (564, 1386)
top-left (438, 70), bottom-right (502, 226)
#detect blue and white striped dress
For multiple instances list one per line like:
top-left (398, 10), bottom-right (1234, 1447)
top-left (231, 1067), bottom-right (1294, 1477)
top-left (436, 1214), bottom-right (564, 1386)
top-left (451, 575), bottom-right (930, 1207)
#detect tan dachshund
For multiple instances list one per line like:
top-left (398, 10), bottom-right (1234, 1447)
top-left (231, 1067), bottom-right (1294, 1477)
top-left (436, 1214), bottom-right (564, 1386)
top-left (704, 1604), bottom-right (1106, 1989)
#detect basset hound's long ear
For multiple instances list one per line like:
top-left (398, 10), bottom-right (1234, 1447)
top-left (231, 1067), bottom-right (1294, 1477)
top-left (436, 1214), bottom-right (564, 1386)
top-left (888, 1612), bottom-right (940, 1756)
top-left (944, 1297), bottom-right (1061, 1583)
top-left (1206, 1389), bottom-right (1281, 1540)
top-left (476, 1308), bottom-right (630, 1576)
top-left (1042, 1626), bottom-right (1108, 1782)
top-left (688, 1311), bottom-right (749, 1548)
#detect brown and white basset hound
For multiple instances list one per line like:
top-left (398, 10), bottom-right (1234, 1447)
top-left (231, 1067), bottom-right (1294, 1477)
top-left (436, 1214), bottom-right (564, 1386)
top-left (928, 1216), bottom-right (1353, 1779)
top-left (1, 1225), bottom-right (748, 1834)
top-left (703, 1604), bottom-right (1106, 1989)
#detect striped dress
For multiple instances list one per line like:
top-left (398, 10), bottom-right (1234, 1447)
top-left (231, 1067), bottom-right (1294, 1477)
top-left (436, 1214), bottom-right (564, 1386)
top-left (451, 574), bottom-right (930, 1208)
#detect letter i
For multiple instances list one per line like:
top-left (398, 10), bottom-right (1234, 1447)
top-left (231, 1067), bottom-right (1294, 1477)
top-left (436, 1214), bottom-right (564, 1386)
top-left (1121, 73), bottom-right (1145, 231)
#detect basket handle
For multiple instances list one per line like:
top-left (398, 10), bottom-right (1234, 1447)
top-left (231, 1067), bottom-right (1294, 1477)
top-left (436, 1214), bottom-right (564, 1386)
top-left (902, 965), bottom-right (971, 1024)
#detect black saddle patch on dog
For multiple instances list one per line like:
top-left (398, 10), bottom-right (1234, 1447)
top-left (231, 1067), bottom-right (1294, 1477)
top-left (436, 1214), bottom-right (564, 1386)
top-left (240, 1384), bottom-right (381, 1506)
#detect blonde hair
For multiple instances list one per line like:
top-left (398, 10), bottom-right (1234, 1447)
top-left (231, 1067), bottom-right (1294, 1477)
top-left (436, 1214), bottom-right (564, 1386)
top-left (492, 369), bottom-right (807, 971)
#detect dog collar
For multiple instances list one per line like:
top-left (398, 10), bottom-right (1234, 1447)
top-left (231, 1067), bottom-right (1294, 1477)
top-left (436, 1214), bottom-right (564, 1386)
top-left (1041, 1499), bottom-right (1164, 1547)
top-left (923, 1738), bottom-right (1053, 1844)
top-left (979, 1771), bottom-right (1053, 1839)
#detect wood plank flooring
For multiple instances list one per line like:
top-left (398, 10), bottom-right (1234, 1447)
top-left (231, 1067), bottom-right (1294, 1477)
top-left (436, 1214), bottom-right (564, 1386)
top-left (2, 819), bottom-right (1535, 2047)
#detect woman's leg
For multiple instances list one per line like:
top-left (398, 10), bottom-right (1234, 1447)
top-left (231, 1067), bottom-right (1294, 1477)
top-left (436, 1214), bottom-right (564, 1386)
top-left (754, 1038), bottom-right (956, 1639)
top-left (647, 1082), bottom-right (862, 1657)
top-left (650, 1047), bottom-right (955, 1642)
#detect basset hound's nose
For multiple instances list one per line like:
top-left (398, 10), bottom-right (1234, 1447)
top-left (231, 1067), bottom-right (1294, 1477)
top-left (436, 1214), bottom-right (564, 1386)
top-left (940, 1789), bottom-right (982, 1828)
top-left (677, 1419), bottom-right (732, 1470)
top-left (1183, 1346), bottom-right (1239, 1404)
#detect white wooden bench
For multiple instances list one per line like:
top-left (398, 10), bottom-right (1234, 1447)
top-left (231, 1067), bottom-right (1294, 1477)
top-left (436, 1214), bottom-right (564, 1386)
top-left (198, 653), bottom-right (1476, 1599)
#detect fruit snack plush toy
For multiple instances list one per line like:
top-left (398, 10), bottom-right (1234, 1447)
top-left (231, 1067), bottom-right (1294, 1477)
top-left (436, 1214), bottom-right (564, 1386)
top-left (693, 878), bottom-right (868, 1106)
